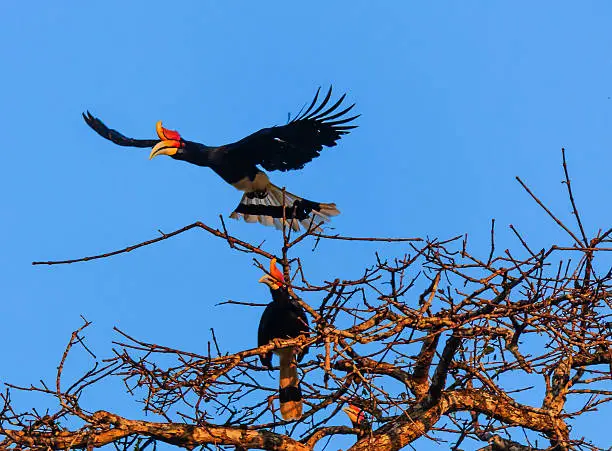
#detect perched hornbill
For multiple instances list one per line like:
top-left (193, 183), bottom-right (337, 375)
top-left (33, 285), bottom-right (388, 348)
top-left (342, 404), bottom-right (371, 439)
top-left (258, 259), bottom-right (309, 420)
top-left (83, 87), bottom-right (358, 230)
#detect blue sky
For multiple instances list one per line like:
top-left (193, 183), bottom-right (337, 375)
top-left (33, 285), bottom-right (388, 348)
top-left (1, 2), bottom-right (611, 449)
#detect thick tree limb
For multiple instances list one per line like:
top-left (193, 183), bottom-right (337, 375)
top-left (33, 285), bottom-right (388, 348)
top-left (348, 389), bottom-right (568, 451)
top-left (4, 411), bottom-right (310, 451)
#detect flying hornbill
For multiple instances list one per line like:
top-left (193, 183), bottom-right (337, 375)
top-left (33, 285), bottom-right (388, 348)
top-left (258, 259), bottom-right (309, 420)
top-left (342, 404), bottom-right (371, 440)
top-left (83, 87), bottom-right (358, 230)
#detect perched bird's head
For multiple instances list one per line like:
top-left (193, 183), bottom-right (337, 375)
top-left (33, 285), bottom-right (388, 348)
top-left (258, 258), bottom-right (285, 290)
top-left (342, 404), bottom-right (366, 426)
top-left (149, 121), bottom-right (185, 160)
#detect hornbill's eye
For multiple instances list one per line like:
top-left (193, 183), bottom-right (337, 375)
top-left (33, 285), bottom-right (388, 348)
top-left (149, 121), bottom-right (184, 159)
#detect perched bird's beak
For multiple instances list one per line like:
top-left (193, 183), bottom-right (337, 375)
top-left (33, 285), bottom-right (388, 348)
top-left (258, 274), bottom-right (277, 288)
top-left (342, 404), bottom-right (365, 425)
top-left (149, 121), bottom-right (183, 159)
top-left (258, 258), bottom-right (285, 289)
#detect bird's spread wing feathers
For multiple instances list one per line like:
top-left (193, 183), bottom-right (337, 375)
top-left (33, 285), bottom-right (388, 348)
top-left (83, 111), bottom-right (158, 148)
top-left (225, 86), bottom-right (359, 172)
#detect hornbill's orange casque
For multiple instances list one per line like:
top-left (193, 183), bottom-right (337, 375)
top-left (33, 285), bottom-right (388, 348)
top-left (83, 87), bottom-right (358, 230)
top-left (342, 404), bottom-right (370, 439)
top-left (257, 259), bottom-right (309, 420)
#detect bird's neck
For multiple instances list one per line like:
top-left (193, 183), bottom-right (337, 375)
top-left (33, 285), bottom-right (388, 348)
top-left (270, 287), bottom-right (290, 303)
top-left (176, 141), bottom-right (214, 167)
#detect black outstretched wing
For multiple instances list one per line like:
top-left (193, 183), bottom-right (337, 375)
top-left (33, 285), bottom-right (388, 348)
top-left (83, 111), bottom-right (158, 148)
top-left (225, 87), bottom-right (359, 172)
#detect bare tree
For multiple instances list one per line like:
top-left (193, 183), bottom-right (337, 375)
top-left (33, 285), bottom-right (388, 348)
top-left (2, 150), bottom-right (611, 450)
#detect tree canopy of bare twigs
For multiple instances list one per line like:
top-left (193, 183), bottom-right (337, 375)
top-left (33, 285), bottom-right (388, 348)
top-left (2, 150), bottom-right (611, 451)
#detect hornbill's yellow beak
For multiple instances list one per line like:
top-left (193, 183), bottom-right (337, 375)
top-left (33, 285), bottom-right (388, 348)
top-left (149, 121), bottom-right (183, 159)
top-left (258, 258), bottom-right (285, 290)
top-left (342, 404), bottom-right (364, 425)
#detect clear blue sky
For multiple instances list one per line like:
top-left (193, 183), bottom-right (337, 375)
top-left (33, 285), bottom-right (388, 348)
top-left (1, 2), bottom-right (610, 449)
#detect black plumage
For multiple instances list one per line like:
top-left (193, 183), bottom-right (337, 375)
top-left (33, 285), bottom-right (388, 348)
top-left (83, 87), bottom-right (358, 230)
top-left (81, 114), bottom-right (158, 148)
top-left (257, 259), bottom-right (309, 420)
top-left (257, 286), bottom-right (310, 369)
top-left (225, 88), bottom-right (358, 173)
